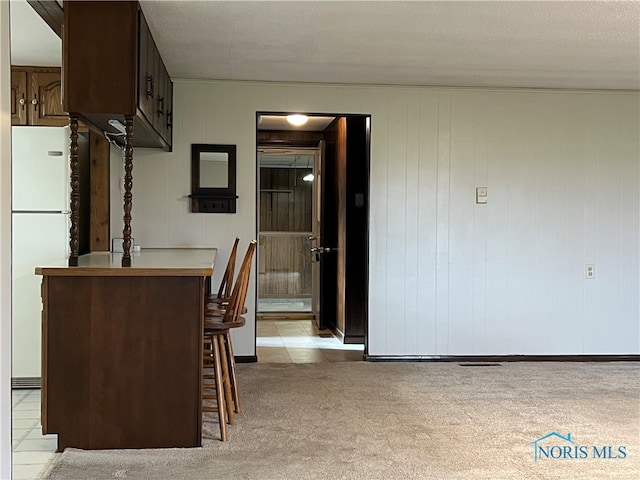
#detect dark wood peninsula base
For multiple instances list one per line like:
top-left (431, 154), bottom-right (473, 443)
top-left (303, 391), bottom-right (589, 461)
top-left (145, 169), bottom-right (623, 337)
top-left (36, 249), bottom-right (216, 451)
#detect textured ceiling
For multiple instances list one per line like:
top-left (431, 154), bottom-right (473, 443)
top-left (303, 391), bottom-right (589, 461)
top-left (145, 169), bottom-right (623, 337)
top-left (9, 1), bottom-right (640, 90)
top-left (140, 0), bottom-right (640, 90)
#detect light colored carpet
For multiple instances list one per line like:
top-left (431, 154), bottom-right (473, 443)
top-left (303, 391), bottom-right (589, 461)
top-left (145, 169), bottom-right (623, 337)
top-left (43, 361), bottom-right (640, 479)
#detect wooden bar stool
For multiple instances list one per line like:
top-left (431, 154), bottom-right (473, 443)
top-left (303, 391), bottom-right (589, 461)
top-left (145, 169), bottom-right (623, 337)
top-left (202, 334), bottom-right (231, 440)
top-left (205, 237), bottom-right (247, 315)
top-left (202, 240), bottom-right (256, 441)
top-left (208, 237), bottom-right (239, 303)
top-left (201, 237), bottom-right (239, 441)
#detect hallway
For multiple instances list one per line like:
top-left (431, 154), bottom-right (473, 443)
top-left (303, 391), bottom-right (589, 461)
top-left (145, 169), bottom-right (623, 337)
top-left (256, 319), bottom-right (363, 363)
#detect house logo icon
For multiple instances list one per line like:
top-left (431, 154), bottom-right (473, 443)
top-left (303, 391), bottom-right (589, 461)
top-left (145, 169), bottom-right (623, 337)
top-left (528, 432), bottom-right (574, 461)
top-left (528, 432), bottom-right (628, 461)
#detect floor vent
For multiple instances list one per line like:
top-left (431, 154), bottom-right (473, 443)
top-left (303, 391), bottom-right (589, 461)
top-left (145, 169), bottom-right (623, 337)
top-left (458, 363), bottom-right (502, 367)
top-left (12, 377), bottom-right (41, 389)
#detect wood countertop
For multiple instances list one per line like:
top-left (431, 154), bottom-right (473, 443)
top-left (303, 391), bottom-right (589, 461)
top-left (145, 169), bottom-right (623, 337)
top-left (35, 248), bottom-right (217, 277)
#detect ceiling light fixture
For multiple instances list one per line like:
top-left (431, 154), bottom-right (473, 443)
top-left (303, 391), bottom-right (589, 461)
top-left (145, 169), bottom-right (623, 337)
top-left (286, 114), bottom-right (308, 127)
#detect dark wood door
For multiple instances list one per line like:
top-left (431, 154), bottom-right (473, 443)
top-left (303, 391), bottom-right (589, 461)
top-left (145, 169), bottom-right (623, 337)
top-left (137, 10), bottom-right (154, 124)
top-left (343, 116), bottom-right (369, 344)
top-left (154, 59), bottom-right (168, 137)
top-left (318, 117), bottom-right (347, 331)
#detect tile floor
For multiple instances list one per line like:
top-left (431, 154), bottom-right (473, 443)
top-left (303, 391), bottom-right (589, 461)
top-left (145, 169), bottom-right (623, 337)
top-left (256, 319), bottom-right (364, 363)
top-left (9, 320), bottom-right (362, 479)
top-left (11, 389), bottom-right (57, 480)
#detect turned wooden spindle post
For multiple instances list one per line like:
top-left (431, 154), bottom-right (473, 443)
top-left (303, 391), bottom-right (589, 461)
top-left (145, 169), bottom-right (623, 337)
top-left (121, 115), bottom-right (134, 267)
top-left (68, 114), bottom-right (80, 267)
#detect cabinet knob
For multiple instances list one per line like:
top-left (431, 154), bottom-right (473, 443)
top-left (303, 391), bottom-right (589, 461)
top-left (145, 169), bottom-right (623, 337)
top-left (31, 96), bottom-right (38, 111)
top-left (19, 96), bottom-right (26, 108)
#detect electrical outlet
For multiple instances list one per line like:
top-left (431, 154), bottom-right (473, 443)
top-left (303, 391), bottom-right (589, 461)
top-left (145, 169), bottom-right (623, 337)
top-left (585, 264), bottom-right (595, 279)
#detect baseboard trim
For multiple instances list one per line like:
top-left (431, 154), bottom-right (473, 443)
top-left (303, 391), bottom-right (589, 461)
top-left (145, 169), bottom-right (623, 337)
top-left (343, 335), bottom-right (365, 345)
top-left (12, 377), bottom-right (41, 389)
top-left (330, 328), bottom-right (364, 345)
top-left (235, 355), bottom-right (258, 363)
top-left (332, 328), bottom-right (344, 342)
top-left (364, 354), bottom-right (640, 363)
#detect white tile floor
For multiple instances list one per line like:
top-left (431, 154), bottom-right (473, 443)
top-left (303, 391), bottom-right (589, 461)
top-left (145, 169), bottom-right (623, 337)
top-left (257, 319), bottom-right (364, 363)
top-left (8, 320), bottom-right (361, 479)
top-left (11, 389), bottom-right (57, 480)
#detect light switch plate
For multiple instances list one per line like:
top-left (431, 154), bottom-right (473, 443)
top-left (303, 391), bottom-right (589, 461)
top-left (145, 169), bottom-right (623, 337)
top-left (476, 187), bottom-right (488, 204)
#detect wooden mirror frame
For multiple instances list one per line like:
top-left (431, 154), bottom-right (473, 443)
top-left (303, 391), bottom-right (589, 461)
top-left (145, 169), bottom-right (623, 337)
top-left (190, 143), bottom-right (238, 213)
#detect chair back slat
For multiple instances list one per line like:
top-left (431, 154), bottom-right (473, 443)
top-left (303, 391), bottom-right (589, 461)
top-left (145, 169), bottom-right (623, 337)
top-left (223, 240), bottom-right (257, 324)
top-left (217, 237), bottom-right (240, 299)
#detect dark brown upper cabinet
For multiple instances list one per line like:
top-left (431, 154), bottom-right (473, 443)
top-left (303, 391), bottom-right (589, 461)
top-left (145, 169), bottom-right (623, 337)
top-left (11, 66), bottom-right (68, 127)
top-left (190, 144), bottom-right (238, 213)
top-left (63, 1), bottom-right (172, 150)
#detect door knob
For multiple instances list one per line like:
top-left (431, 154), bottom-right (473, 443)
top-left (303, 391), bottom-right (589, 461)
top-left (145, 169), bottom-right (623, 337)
top-left (311, 246), bottom-right (335, 253)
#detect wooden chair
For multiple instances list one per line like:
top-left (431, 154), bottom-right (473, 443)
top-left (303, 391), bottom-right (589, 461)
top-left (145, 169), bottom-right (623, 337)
top-left (207, 237), bottom-right (239, 303)
top-left (202, 240), bottom-right (256, 441)
top-left (204, 237), bottom-right (248, 315)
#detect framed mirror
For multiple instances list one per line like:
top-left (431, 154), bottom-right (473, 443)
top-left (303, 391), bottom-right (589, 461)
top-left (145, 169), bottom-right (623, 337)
top-left (190, 144), bottom-right (238, 213)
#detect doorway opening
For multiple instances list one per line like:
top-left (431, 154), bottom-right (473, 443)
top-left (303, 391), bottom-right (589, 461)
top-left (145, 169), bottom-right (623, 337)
top-left (257, 147), bottom-right (318, 315)
top-left (255, 113), bottom-right (370, 354)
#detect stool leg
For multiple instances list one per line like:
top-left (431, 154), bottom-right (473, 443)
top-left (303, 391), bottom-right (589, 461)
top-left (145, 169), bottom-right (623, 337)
top-left (212, 334), bottom-right (227, 441)
top-left (225, 331), bottom-right (241, 413)
top-left (217, 334), bottom-right (235, 425)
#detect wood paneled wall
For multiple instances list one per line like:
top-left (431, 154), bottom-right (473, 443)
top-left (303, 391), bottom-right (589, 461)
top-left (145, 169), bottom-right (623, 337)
top-left (89, 131), bottom-right (110, 251)
top-left (259, 168), bottom-right (312, 232)
top-left (343, 116), bottom-right (369, 343)
top-left (368, 89), bottom-right (639, 356)
top-left (122, 80), bottom-right (639, 357)
top-left (258, 234), bottom-right (312, 297)
top-left (258, 166), bottom-right (313, 298)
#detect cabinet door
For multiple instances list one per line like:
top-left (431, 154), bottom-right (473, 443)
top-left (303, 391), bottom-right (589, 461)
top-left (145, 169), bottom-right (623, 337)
top-left (154, 59), bottom-right (167, 137)
top-left (11, 70), bottom-right (28, 125)
top-left (30, 71), bottom-right (68, 127)
top-left (164, 78), bottom-right (173, 148)
top-left (137, 12), bottom-right (155, 124)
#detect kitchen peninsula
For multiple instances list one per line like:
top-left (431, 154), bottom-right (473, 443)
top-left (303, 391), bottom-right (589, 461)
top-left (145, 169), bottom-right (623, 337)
top-left (36, 248), bottom-right (216, 451)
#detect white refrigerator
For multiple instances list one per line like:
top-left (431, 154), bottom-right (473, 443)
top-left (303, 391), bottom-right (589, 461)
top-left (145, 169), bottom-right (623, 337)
top-left (12, 126), bottom-right (70, 383)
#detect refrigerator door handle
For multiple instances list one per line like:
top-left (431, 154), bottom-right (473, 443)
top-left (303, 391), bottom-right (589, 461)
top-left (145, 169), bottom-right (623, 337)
top-left (11, 210), bottom-right (71, 214)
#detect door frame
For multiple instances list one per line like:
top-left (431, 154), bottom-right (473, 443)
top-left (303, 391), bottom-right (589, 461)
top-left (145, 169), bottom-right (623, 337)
top-left (256, 146), bottom-right (319, 318)
top-left (254, 112), bottom-right (370, 354)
